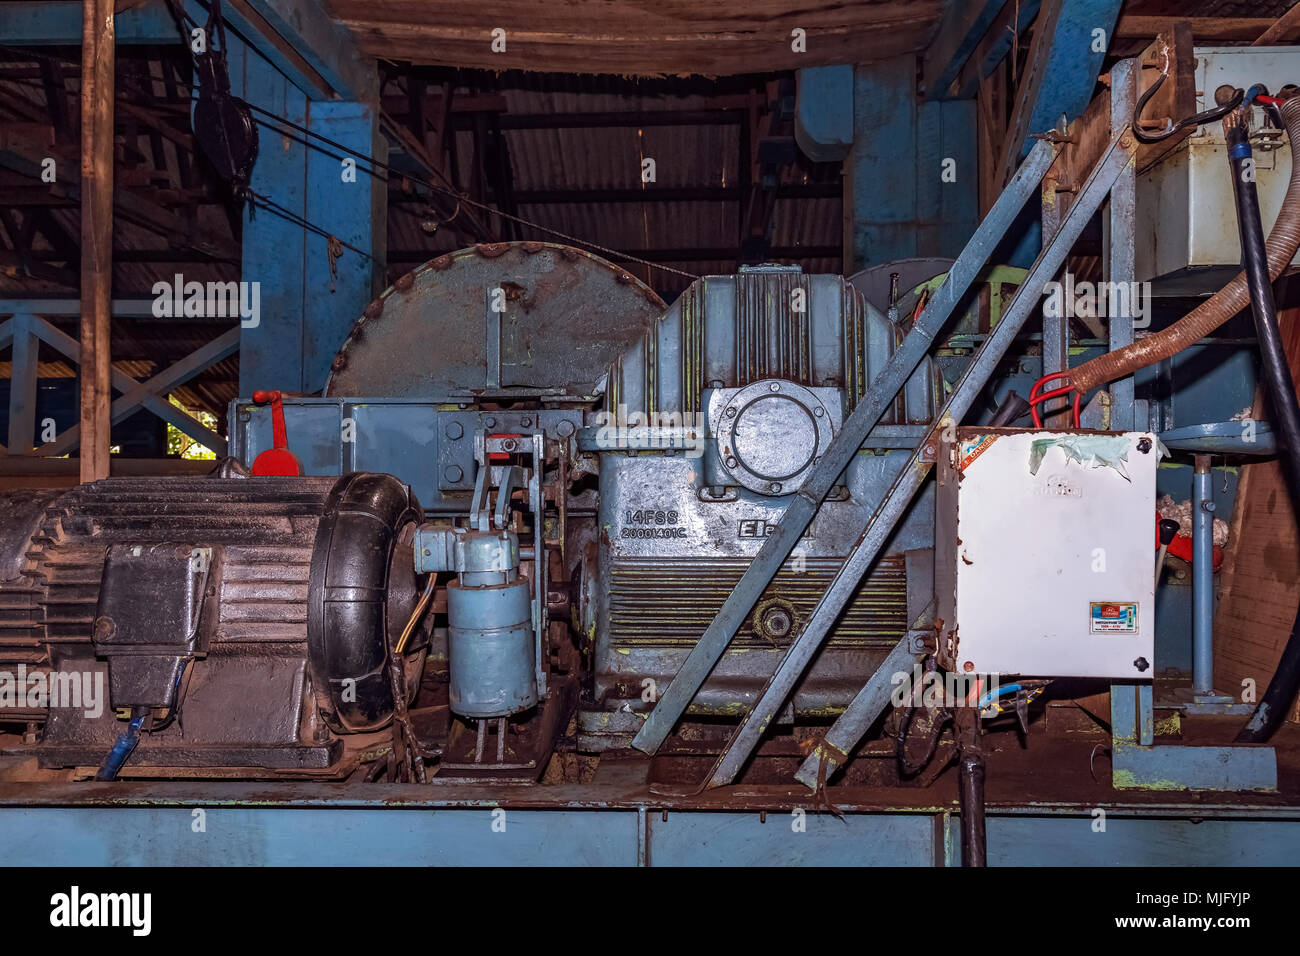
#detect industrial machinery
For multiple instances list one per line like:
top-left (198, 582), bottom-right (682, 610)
top-left (1, 68), bottom-right (1298, 869)
top-left (0, 243), bottom-right (952, 782)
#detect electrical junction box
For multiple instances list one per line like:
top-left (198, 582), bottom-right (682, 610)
top-left (935, 429), bottom-right (1158, 680)
top-left (1136, 46), bottom-right (1300, 294)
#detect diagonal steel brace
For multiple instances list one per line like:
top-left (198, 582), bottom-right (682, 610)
top-left (630, 138), bottom-right (1061, 755)
top-left (708, 127), bottom-right (1138, 790)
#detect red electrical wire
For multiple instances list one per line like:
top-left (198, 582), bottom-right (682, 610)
top-left (1028, 372), bottom-right (1081, 428)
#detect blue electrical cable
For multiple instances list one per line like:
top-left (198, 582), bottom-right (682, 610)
top-left (977, 683), bottom-right (1021, 711)
top-left (94, 712), bottom-right (147, 782)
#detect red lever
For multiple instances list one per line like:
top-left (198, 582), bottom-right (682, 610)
top-left (250, 389), bottom-right (303, 477)
top-left (1154, 512), bottom-right (1223, 570)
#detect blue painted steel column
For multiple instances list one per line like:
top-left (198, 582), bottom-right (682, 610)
top-left (1192, 455), bottom-right (1216, 697)
top-left (226, 31), bottom-right (382, 395)
top-left (850, 58), bottom-right (977, 270)
top-left (303, 102), bottom-right (386, 391)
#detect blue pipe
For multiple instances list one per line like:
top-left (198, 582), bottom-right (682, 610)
top-left (1192, 455), bottom-right (1215, 696)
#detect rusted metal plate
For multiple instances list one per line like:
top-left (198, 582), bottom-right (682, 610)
top-left (326, 242), bottom-right (665, 399)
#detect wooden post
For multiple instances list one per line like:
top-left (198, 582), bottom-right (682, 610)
top-left (79, 0), bottom-right (114, 482)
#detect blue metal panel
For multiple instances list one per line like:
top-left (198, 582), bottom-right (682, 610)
top-left (650, 811), bottom-right (937, 866)
top-left (226, 39), bottom-right (382, 396)
top-left (985, 814), bottom-right (1300, 866)
top-left (3, 798), bottom-right (1299, 866)
top-left (851, 57), bottom-right (918, 270)
top-left (231, 398), bottom-right (441, 505)
top-left (851, 60), bottom-right (978, 270)
top-left (348, 401), bottom-right (440, 495)
top-left (916, 99), bottom-right (979, 257)
top-left (229, 39), bottom-right (310, 395)
top-left (0, 807), bottom-right (639, 867)
top-left (795, 66), bottom-right (853, 162)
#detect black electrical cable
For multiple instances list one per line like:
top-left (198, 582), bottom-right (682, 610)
top-left (1133, 48), bottom-right (1244, 144)
top-left (110, 56), bottom-right (700, 280)
top-left (1224, 105), bottom-right (1300, 744)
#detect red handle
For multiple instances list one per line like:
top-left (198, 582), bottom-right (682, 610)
top-left (249, 389), bottom-right (302, 477)
top-left (252, 390), bottom-right (288, 451)
top-left (1155, 512), bottom-right (1223, 570)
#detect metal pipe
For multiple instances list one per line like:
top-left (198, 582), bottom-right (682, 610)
top-left (1192, 455), bottom-right (1216, 697)
top-left (958, 750), bottom-right (987, 867)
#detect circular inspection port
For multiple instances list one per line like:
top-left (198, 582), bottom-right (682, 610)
top-left (731, 394), bottom-right (820, 482)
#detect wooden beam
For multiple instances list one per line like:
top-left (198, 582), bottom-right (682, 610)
top-left (1254, 2), bottom-right (1300, 46)
top-left (330, 0), bottom-right (944, 75)
top-left (1115, 15), bottom-right (1300, 43)
top-left (79, 0), bottom-right (114, 483)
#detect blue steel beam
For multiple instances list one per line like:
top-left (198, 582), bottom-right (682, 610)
top-left (1110, 683), bottom-right (1277, 792)
top-left (952, 0), bottom-right (1043, 100)
top-left (733, 127), bottom-right (1139, 793)
top-left (629, 138), bottom-right (1060, 756)
top-left (922, 0), bottom-right (1010, 100)
top-left (1018, 0), bottom-right (1125, 159)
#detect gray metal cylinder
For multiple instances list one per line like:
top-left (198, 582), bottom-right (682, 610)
top-left (447, 577), bottom-right (537, 718)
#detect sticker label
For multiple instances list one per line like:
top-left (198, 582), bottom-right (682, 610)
top-left (959, 435), bottom-right (997, 471)
top-left (1090, 602), bottom-right (1138, 634)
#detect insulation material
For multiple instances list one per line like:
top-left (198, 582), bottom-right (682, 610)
top-left (1158, 493), bottom-right (1230, 548)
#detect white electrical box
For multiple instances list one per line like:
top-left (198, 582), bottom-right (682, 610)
top-left (1136, 46), bottom-right (1300, 293)
top-left (935, 429), bottom-right (1157, 679)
